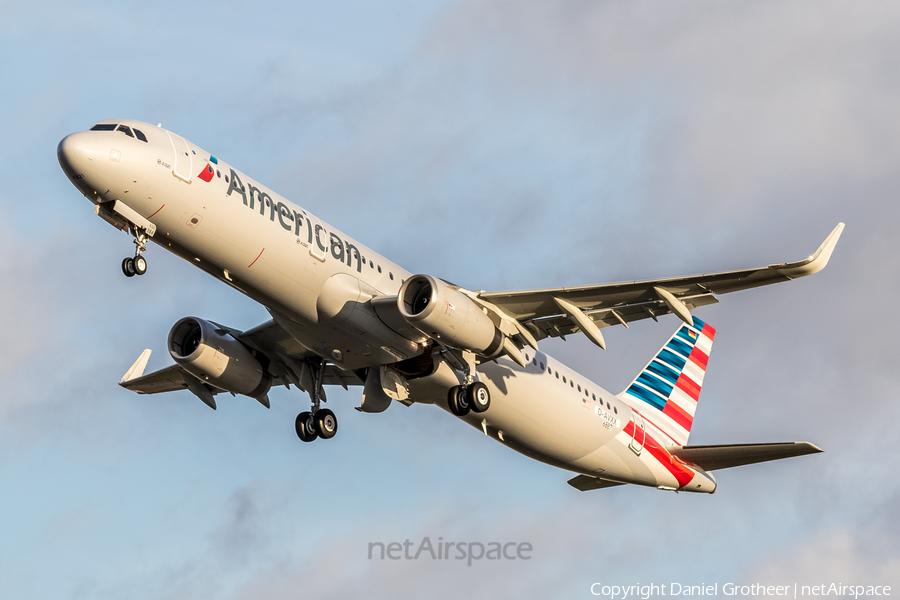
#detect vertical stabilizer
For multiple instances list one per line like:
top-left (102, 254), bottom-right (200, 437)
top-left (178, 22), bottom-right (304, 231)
top-left (618, 317), bottom-right (715, 445)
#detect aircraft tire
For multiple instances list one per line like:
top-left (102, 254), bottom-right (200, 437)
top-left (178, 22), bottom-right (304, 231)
top-left (447, 386), bottom-right (470, 417)
top-left (295, 411), bottom-right (318, 442)
top-left (122, 257), bottom-right (136, 277)
top-left (314, 408), bottom-right (338, 439)
top-left (134, 255), bottom-right (147, 275)
top-left (468, 382), bottom-right (490, 413)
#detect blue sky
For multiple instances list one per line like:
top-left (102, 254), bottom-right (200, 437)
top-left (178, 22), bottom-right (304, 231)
top-left (2, 1), bottom-right (899, 598)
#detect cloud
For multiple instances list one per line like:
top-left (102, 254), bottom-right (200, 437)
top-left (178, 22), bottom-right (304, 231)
top-left (750, 529), bottom-right (900, 587)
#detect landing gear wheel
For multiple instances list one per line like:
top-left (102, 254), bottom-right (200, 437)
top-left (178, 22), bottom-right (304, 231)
top-left (469, 382), bottom-right (490, 413)
top-left (295, 411), bottom-right (318, 442)
top-left (133, 255), bottom-right (147, 275)
top-left (314, 408), bottom-right (338, 439)
top-left (122, 257), bottom-right (136, 277)
top-left (447, 385), bottom-right (470, 417)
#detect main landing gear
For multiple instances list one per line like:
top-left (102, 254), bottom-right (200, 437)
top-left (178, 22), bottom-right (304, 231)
top-left (441, 347), bottom-right (491, 417)
top-left (122, 226), bottom-right (150, 277)
top-left (294, 359), bottom-right (339, 443)
top-left (295, 408), bottom-right (337, 442)
top-left (447, 381), bottom-right (491, 417)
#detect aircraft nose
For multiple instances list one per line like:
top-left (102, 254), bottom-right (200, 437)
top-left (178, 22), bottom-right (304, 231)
top-left (57, 131), bottom-right (96, 183)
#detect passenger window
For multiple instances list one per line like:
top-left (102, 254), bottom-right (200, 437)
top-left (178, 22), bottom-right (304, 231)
top-left (607, 402), bottom-right (611, 409)
top-left (362, 257), bottom-right (366, 265)
top-left (389, 273), bottom-right (394, 280)
top-left (614, 407), bottom-right (618, 414)
top-left (116, 125), bottom-right (134, 138)
top-left (592, 394), bottom-right (596, 400)
top-left (90, 123), bottom-right (117, 131)
top-left (556, 373), bottom-right (559, 379)
top-left (540, 362), bottom-right (544, 370)
top-left (562, 376), bottom-right (566, 383)
top-left (133, 128), bottom-right (148, 142)
top-left (577, 385), bottom-right (581, 392)
top-left (377, 266), bottom-right (382, 273)
top-left (570, 381), bottom-right (574, 388)
top-left (216, 170), bottom-right (221, 178)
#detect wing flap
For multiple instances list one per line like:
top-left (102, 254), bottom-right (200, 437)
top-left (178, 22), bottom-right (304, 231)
top-left (668, 441), bottom-right (823, 471)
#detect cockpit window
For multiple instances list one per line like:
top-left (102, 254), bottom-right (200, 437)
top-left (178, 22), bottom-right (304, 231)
top-left (116, 125), bottom-right (135, 138)
top-left (133, 128), bottom-right (148, 142)
top-left (90, 123), bottom-right (117, 131)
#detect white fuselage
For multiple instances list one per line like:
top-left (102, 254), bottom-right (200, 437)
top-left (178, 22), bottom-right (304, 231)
top-left (58, 119), bottom-right (716, 493)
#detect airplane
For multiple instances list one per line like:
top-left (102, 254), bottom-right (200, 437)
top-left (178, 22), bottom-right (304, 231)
top-left (57, 119), bottom-right (844, 494)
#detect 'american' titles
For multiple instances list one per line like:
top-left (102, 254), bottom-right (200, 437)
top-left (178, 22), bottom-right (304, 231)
top-left (226, 168), bottom-right (363, 272)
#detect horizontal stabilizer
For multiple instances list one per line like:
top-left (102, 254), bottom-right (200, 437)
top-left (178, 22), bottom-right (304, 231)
top-left (567, 474), bottom-right (626, 492)
top-left (119, 363), bottom-right (189, 395)
top-left (669, 441), bottom-right (823, 471)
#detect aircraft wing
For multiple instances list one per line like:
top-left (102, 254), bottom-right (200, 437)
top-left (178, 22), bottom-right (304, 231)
top-left (480, 223), bottom-right (844, 344)
top-left (118, 319), bottom-right (364, 407)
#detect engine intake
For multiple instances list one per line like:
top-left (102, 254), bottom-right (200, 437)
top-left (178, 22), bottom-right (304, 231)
top-left (168, 317), bottom-right (271, 398)
top-left (397, 275), bottom-right (502, 356)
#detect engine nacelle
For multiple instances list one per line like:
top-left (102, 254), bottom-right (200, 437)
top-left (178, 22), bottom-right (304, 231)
top-left (168, 317), bottom-right (271, 398)
top-left (397, 275), bottom-right (503, 355)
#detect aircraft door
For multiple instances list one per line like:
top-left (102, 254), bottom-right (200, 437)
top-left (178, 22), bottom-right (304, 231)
top-left (629, 411), bottom-right (646, 456)
top-left (167, 131), bottom-right (193, 183)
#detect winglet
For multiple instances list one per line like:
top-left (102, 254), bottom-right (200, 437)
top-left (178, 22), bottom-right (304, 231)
top-left (770, 222), bottom-right (845, 279)
top-left (119, 349), bottom-right (152, 384)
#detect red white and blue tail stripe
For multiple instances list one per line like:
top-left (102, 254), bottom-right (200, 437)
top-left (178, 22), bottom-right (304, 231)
top-left (618, 316), bottom-right (715, 446)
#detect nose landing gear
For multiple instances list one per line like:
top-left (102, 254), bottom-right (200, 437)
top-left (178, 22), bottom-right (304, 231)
top-left (122, 226), bottom-right (150, 277)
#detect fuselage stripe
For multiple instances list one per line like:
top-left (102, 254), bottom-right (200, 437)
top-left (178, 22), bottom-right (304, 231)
top-left (623, 420), bottom-right (695, 488)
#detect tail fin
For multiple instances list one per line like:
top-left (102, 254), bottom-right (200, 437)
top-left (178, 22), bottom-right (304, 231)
top-left (618, 316), bottom-right (715, 445)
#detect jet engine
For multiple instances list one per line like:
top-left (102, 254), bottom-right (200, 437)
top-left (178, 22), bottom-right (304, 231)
top-left (397, 275), bottom-right (503, 356)
top-left (168, 317), bottom-right (271, 398)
